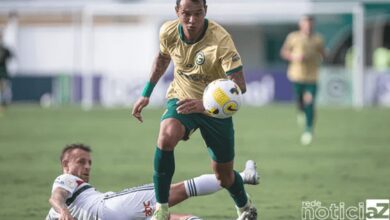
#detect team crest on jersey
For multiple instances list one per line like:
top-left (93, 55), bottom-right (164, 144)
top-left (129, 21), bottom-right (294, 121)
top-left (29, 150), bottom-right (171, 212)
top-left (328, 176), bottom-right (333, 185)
top-left (65, 179), bottom-right (77, 189)
top-left (195, 51), bottom-right (205, 65)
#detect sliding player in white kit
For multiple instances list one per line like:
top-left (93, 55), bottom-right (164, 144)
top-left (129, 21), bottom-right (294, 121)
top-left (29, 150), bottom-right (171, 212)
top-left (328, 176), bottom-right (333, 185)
top-left (46, 144), bottom-right (260, 220)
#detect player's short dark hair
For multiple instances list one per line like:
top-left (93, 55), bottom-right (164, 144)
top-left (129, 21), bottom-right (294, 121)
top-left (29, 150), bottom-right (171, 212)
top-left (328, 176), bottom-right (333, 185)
top-left (301, 14), bottom-right (315, 21)
top-left (60, 143), bottom-right (91, 162)
top-left (176, 0), bottom-right (206, 7)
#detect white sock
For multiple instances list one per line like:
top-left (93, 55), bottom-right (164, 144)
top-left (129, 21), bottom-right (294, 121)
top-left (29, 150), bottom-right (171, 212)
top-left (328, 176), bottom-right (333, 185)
top-left (239, 171), bottom-right (245, 180)
top-left (184, 174), bottom-right (222, 197)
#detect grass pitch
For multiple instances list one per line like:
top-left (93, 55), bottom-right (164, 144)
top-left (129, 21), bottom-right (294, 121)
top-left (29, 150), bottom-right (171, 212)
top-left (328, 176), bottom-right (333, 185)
top-left (0, 104), bottom-right (389, 219)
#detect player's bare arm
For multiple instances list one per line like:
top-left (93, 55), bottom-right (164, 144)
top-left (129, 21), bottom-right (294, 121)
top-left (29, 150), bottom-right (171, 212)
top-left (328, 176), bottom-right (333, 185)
top-left (280, 42), bottom-right (304, 62)
top-left (49, 187), bottom-right (74, 220)
top-left (280, 44), bottom-right (291, 61)
top-left (280, 44), bottom-right (301, 62)
top-left (228, 70), bottom-right (247, 94)
top-left (149, 52), bottom-right (172, 83)
top-left (132, 52), bottom-right (171, 122)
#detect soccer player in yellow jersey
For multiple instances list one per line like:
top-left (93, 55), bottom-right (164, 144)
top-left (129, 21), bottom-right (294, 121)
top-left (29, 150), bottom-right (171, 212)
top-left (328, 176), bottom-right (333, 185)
top-left (280, 15), bottom-right (326, 145)
top-left (132, 0), bottom-right (257, 219)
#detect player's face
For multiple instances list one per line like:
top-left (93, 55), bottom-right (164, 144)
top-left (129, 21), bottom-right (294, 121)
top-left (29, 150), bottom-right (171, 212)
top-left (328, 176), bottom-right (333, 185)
top-left (64, 149), bottom-right (92, 182)
top-left (176, 0), bottom-right (207, 38)
top-left (299, 18), bottom-right (314, 35)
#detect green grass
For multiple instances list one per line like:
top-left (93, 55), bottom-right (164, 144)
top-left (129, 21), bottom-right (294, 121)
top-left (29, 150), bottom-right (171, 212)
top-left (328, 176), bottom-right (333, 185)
top-left (0, 104), bottom-right (389, 219)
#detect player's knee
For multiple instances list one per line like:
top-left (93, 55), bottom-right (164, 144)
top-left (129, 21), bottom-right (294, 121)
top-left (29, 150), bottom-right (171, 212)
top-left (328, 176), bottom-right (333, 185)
top-left (158, 119), bottom-right (185, 150)
top-left (303, 92), bottom-right (313, 105)
top-left (157, 134), bottom-right (180, 150)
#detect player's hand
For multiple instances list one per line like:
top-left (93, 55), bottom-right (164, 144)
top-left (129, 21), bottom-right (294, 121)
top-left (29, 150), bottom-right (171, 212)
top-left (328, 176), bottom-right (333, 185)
top-left (132, 97), bottom-right (150, 123)
top-left (176, 99), bottom-right (205, 114)
top-left (59, 209), bottom-right (75, 220)
top-left (292, 55), bottom-right (305, 62)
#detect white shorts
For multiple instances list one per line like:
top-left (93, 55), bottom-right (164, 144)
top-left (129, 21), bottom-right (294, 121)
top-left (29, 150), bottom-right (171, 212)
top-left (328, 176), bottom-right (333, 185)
top-left (100, 184), bottom-right (157, 220)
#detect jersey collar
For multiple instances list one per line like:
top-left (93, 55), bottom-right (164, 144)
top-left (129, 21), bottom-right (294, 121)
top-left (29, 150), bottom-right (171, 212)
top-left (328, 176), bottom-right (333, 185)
top-left (178, 19), bottom-right (209, 45)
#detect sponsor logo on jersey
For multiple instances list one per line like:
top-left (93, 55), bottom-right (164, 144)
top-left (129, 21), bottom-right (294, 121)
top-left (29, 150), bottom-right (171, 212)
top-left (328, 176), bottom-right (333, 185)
top-left (143, 201), bottom-right (153, 217)
top-left (232, 53), bottom-right (241, 62)
top-left (177, 70), bottom-right (211, 83)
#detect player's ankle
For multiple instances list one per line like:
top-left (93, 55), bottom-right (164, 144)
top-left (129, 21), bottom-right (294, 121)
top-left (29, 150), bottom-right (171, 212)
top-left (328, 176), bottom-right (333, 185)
top-left (156, 203), bottom-right (169, 209)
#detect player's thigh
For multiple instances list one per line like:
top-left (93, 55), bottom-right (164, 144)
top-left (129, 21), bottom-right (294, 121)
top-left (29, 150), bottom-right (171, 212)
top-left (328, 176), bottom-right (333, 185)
top-left (293, 82), bottom-right (305, 99)
top-left (161, 99), bottom-right (199, 142)
top-left (102, 185), bottom-right (156, 220)
top-left (304, 83), bottom-right (318, 96)
top-left (303, 83), bottom-right (318, 103)
top-left (199, 116), bottom-right (235, 163)
top-left (158, 118), bottom-right (186, 149)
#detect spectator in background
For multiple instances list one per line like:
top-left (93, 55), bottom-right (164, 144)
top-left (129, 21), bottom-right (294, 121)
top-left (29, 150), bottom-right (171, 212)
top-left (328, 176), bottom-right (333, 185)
top-left (0, 31), bottom-right (13, 115)
top-left (280, 15), bottom-right (326, 145)
top-left (373, 47), bottom-right (390, 71)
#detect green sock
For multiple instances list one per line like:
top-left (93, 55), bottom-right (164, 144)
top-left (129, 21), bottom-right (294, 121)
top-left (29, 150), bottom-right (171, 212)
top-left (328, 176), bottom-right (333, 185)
top-left (153, 147), bottom-right (175, 204)
top-left (304, 103), bottom-right (314, 132)
top-left (227, 171), bottom-right (248, 208)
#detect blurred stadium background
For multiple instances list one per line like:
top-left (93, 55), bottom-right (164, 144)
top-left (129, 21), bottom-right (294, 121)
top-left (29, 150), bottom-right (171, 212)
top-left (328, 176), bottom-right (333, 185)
top-left (0, 0), bottom-right (390, 219)
top-left (1, 0), bottom-right (390, 108)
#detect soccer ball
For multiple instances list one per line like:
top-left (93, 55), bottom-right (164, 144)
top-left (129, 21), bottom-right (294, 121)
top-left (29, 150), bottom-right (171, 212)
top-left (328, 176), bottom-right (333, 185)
top-left (203, 78), bottom-right (242, 119)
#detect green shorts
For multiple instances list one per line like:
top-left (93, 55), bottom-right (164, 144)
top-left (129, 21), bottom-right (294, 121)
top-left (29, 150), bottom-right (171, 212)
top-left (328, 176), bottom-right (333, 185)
top-left (293, 82), bottom-right (318, 99)
top-left (161, 99), bottom-right (235, 163)
top-left (0, 66), bottom-right (9, 80)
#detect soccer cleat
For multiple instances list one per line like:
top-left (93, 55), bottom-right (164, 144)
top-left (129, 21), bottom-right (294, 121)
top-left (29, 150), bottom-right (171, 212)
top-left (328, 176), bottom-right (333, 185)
top-left (301, 131), bottom-right (313, 146)
top-left (237, 206), bottom-right (258, 220)
top-left (236, 196), bottom-right (258, 220)
top-left (241, 160), bottom-right (260, 185)
top-left (151, 203), bottom-right (170, 220)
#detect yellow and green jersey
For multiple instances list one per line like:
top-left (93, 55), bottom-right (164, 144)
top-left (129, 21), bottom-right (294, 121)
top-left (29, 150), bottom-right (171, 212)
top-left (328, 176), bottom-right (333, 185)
top-left (159, 19), bottom-right (243, 100)
top-left (282, 31), bottom-right (324, 83)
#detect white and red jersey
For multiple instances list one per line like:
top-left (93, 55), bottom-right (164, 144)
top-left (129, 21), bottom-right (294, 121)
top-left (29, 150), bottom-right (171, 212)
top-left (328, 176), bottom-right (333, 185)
top-left (46, 174), bottom-right (157, 220)
top-left (46, 174), bottom-right (105, 220)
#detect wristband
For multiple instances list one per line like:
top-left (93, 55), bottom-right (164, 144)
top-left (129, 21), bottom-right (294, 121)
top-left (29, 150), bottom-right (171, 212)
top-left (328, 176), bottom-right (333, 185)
top-left (141, 81), bottom-right (156, 97)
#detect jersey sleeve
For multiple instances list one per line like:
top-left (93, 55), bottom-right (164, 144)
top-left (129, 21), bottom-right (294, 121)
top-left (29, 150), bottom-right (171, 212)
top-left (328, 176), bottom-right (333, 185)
top-left (282, 32), bottom-right (294, 51)
top-left (159, 23), bottom-right (170, 56)
top-left (218, 35), bottom-right (243, 75)
top-left (52, 174), bottom-right (81, 197)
